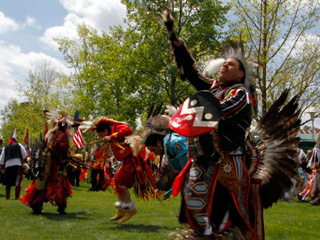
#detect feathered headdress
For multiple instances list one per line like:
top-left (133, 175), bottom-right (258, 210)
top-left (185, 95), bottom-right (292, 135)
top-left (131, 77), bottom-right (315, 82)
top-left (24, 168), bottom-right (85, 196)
top-left (126, 105), bottom-right (176, 156)
top-left (45, 109), bottom-right (74, 127)
top-left (88, 117), bottom-right (126, 132)
top-left (44, 109), bottom-right (80, 139)
top-left (203, 41), bottom-right (253, 89)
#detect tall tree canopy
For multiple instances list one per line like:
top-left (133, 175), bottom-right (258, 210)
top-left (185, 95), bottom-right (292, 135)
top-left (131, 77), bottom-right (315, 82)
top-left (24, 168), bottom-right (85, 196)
top-left (56, 0), bottom-right (229, 127)
top-left (229, 0), bottom-right (320, 116)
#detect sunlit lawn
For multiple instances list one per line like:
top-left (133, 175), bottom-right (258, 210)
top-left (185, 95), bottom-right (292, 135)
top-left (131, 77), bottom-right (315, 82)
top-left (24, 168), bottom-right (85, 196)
top-left (0, 179), bottom-right (319, 240)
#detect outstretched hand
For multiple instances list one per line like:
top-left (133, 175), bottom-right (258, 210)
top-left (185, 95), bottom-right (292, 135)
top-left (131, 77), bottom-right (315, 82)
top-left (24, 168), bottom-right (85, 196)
top-left (161, 8), bottom-right (181, 46)
top-left (162, 8), bottom-right (174, 32)
top-left (103, 136), bottom-right (111, 143)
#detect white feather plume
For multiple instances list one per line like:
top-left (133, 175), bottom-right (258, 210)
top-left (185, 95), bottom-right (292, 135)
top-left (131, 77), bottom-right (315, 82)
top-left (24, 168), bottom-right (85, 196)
top-left (203, 58), bottom-right (225, 76)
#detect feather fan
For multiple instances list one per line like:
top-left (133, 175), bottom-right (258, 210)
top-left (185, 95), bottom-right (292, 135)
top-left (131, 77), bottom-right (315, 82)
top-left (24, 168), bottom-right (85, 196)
top-left (256, 90), bottom-right (300, 208)
top-left (145, 115), bottom-right (171, 132)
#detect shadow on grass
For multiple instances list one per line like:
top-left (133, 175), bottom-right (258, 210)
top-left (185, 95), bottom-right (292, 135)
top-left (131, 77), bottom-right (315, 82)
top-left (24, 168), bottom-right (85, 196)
top-left (30, 211), bottom-right (92, 220)
top-left (107, 223), bottom-right (177, 232)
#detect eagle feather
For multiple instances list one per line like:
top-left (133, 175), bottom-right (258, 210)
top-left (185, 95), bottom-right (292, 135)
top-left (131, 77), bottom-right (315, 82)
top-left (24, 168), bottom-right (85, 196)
top-left (256, 90), bottom-right (300, 208)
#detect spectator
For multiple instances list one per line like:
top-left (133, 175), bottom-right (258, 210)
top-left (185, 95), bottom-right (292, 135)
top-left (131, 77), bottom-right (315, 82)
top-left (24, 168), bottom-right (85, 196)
top-left (0, 137), bottom-right (27, 199)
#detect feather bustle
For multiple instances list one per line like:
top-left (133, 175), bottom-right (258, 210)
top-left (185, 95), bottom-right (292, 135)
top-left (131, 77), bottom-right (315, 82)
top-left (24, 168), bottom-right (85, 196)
top-left (256, 89), bottom-right (300, 208)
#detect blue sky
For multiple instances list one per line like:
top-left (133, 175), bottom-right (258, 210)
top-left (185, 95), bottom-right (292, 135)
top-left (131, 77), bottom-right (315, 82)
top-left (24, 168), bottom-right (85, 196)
top-left (0, 0), bottom-right (127, 113)
top-left (1, 0), bottom-right (67, 58)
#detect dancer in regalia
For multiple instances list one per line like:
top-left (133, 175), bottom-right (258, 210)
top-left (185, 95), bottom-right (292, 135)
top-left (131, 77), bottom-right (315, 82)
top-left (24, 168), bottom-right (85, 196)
top-left (298, 133), bottom-right (320, 205)
top-left (21, 110), bottom-right (74, 214)
top-left (143, 114), bottom-right (188, 200)
top-left (161, 9), bottom-right (300, 239)
top-left (88, 117), bottom-right (158, 223)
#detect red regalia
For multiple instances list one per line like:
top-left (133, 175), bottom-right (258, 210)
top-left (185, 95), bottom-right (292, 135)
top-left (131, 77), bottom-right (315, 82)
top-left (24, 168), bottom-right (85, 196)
top-left (21, 111), bottom-right (74, 214)
top-left (90, 118), bottom-right (157, 200)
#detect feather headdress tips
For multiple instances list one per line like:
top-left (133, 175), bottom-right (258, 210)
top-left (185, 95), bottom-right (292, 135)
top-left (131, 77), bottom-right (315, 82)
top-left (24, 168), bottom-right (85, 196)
top-left (44, 109), bottom-right (74, 128)
top-left (203, 42), bottom-right (253, 89)
top-left (44, 109), bottom-right (80, 140)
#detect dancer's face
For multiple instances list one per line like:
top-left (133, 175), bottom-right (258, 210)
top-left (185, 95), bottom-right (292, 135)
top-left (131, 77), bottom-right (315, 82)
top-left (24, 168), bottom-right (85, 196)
top-left (219, 58), bottom-right (244, 84)
top-left (97, 128), bottom-right (109, 138)
top-left (147, 141), bottom-right (163, 156)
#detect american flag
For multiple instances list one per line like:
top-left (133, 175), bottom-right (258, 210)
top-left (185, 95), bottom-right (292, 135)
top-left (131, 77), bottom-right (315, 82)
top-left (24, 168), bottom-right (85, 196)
top-left (72, 110), bottom-right (84, 149)
top-left (24, 129), bottom-right (31, 155)
top-left (24, 129), bottom-right (29, 145)
top-left (73, 128), bottom-right (84, 149)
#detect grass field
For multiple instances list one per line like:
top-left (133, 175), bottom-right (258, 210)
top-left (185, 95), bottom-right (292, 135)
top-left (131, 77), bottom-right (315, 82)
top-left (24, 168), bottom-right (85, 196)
top-left (0, 179), bottom-right (319, 240)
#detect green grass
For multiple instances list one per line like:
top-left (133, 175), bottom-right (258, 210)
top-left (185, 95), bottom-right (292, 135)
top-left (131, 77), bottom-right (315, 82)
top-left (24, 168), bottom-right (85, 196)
top-left (264, 199), bottom-right (320, 240)
top-left (0, 179), bottom-right (319, 240)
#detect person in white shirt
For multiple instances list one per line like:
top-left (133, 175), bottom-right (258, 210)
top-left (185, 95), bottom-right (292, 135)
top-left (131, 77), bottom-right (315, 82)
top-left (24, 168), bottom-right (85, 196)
top-left (0, 137), bottom-right (27, 199)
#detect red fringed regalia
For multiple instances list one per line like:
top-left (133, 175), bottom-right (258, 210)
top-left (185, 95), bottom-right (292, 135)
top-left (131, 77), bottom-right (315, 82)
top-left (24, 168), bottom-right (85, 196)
top-left (21, 130), bottom-right (73, 213)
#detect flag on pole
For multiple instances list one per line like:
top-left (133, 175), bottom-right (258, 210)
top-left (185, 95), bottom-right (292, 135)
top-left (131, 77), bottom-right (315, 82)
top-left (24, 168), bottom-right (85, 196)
top-left (12, 129), bottom-right (17, 139)
top-left (24, 129), bottom-right (29, 145)
top-left (24, 129), bottom-right (31, 155)
top-left (44, 122), bottom-right (48, 136)
top-left (72, 110), bottom-right (84, 149)
top-left (73, 128), bottom-right (84, 149)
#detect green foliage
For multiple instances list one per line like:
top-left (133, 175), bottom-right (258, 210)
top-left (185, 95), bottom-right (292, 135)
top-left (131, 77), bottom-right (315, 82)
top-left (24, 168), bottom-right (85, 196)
top-left (55, 0), bottom-right (229, 127)
top-left (0, 62), bottom-right (67, 143)
top-left (0, 100), bottom-right (45, 144)
top-left (0, 1), bottom-right (229, 137)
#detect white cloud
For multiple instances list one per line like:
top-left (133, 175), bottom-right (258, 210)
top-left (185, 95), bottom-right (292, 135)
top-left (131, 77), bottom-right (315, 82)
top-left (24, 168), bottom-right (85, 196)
top-left (270, 32), bottom-right (320, 63)
top-left (40, 13), bottom-right (82, 49)
top-left (0, 12), bottom-right (41, 34)
top-left (40, 0), bottom-right (127, 50)
top-left (0, 40), bottom-right (69, 111)
top-left (23, 16), bottom-right (41, 30)
top-left (0, 12), bottom-right (19, 33)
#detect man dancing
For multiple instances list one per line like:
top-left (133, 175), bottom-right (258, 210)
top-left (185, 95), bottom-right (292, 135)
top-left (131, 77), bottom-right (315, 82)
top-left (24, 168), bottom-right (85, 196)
top-left (161, 8), bottom-right (300, 240)
top-left (89, 117), bottom-right (157, 223)
top-left (21, 110), bottom-right (73, 214)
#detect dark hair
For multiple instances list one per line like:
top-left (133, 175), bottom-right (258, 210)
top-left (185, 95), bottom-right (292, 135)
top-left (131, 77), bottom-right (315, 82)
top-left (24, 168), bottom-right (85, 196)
top-left (235, 58), bottom-right (246, 83)
top-left (97, 122), bottom-right (111, 133)
top-left (58, 122), bottom-right (67, 132)
top-left (144, 132), bottom-right (166, 146)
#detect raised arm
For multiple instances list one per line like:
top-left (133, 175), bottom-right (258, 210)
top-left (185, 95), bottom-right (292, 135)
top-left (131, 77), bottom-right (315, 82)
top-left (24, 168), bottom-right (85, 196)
top-left (162, 10), bottom-right (213, 91)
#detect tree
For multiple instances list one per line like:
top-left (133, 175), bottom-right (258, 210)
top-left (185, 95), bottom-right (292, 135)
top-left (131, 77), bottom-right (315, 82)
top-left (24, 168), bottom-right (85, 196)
top-left (122, 0), bottom-right (229, 106)
top-left (229, 0), bottom-right (320, 115)
top-left (56, 24), bottom-right (146, 126)
top-left (56, 0), bottom-right (229, 127)
top-left (1, 62), bottom-right (63, 143)
top-left (0, 100), bottom-right (44, 143)
top-left (21, 61), bottom-right (62, 110)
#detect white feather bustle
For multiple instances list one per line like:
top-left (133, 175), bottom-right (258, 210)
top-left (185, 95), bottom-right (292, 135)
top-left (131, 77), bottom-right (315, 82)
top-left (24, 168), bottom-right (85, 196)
top-left (44, 109), bottom-right (80, 141)
top-left (125, 135), bottom-right (145, 157)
